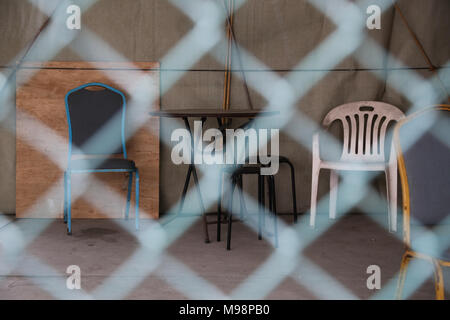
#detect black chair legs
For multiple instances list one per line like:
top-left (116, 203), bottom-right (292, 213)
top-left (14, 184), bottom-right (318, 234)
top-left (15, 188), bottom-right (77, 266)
top-left (279, 157), bottom-right (298, 223)
top-left (287, 161), bottom-right (298, 223)
top-left (226, 170), bottom-right (278, 250)
top-left (219, 156), bottom-right (297, 250)
top-left (226, 176), bottom-right (237, 250)
top-left (258, 174), bottom-right (263, 240)
top-left (267, 175), bottom-right (278, 248)
top-left (217, 170), bottom-right (223, 242)
top-left (218, 170), bottom-right (248, 243)
top-left (237, 175), bottom-right (247, 219)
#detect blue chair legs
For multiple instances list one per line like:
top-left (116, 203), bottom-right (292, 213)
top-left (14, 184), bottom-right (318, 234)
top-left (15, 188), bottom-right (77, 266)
top-left (125, 172), bottom-right (133, 220)
top-left (67, 171), bottom-right (72, 235)
top-left (135, 168), bottom-right (140, 231)
top-left (63, 171), bottom-right (68, 224)
top-left (64, 168), bottom-right (139, 235)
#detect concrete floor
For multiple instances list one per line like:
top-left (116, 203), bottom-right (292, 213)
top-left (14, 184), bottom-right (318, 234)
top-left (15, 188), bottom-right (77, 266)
top-left (0, 213), bottom-right (448, 299)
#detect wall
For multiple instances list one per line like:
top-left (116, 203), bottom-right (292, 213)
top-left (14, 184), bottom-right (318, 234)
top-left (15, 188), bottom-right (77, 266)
top-left (0, 0), bottom-right (449, 215)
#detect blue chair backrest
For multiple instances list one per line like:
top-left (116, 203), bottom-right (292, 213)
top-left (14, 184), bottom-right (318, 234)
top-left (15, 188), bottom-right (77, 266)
top-left (65, 82), bottom-right (127, 158)
top-left (399, 108), bottom-right (450, 226)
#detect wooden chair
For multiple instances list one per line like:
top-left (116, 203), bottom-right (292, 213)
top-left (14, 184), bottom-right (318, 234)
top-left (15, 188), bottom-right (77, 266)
top-left (310, 101), bottom-right (404, 231)
top-left (394, 105), bottom-right (450, 300)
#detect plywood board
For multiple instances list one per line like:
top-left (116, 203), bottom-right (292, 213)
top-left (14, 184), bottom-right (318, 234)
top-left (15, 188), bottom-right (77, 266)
top-left (16, 61), bottom-right (160, 219)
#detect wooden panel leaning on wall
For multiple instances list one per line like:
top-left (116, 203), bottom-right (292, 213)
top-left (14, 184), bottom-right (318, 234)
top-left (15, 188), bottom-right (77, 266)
top-left (16, 61), bottom-right (160, 219)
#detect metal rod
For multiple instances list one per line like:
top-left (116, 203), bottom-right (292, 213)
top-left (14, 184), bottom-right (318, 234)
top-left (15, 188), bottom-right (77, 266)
top-left (220, 0), bottom-right (254, 110)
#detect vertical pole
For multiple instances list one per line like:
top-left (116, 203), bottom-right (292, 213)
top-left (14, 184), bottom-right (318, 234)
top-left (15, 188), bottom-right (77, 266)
top-left (135, 169), bottom-right (140, 230)
top-left (222, 0), bottom-right (234, 112)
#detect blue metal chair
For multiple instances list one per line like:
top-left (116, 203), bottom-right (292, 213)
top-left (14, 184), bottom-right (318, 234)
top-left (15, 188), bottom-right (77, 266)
top-left (64, 82), bottom-right (139, 235)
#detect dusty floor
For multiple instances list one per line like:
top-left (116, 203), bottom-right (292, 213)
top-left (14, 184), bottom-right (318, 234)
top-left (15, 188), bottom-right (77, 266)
top-left (0, 213), bottom-right (448, 299)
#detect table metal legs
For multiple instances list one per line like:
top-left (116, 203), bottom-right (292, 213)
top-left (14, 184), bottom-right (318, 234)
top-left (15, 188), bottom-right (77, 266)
top-left (175, 117), bottom-right (210, 243)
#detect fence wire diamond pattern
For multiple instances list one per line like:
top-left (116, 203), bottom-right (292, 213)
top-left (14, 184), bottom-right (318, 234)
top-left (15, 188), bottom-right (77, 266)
top-left (0, 0), bottom-right (448, 300)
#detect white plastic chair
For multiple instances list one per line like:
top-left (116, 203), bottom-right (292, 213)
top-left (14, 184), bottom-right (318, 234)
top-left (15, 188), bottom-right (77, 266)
top-left (310, 101), bottom-right (405, 232)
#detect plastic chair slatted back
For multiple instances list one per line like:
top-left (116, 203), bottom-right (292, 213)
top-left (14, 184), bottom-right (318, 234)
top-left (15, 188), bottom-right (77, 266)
top-left (323, 101), bottom-right (405, 162)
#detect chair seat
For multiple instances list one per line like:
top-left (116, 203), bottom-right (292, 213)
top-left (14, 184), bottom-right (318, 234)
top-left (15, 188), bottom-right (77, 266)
top-left (266, 155), bottom-right (290, 163)
top-left (277, 155), bottom-right (291, 164)
top-left (222, 164), bottom-right (262, 176)
top-left (320, 160), bottom-right (387, 171)
top-left (70, 158), bottom-right (136, 171)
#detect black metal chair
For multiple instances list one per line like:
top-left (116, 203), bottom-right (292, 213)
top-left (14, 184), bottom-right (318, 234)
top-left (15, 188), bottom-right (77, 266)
top-left (217, 159), bottom-right (299, 250)
top-left (214, 119), bottom-right (297, 250)
top-left (218, 164), bottom-right (278, 250)
top-left (64, 82), bottom-right (139, 235)
top-left (394, 105), bottom-right (450, 299)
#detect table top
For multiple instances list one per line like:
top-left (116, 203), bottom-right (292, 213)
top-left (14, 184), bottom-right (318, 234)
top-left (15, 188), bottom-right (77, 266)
top-left (149, 108), bottom-right (279, 118)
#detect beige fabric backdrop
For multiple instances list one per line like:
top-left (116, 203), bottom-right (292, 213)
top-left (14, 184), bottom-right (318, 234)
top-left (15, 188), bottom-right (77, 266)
top-left (0, 0), bottom-right (449, 215)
